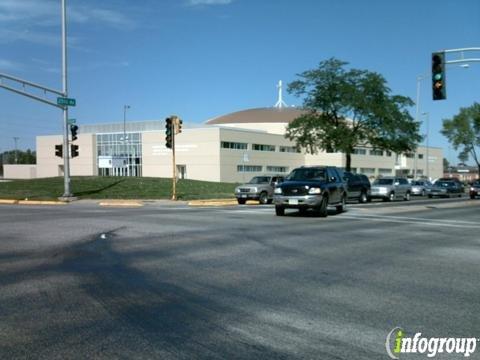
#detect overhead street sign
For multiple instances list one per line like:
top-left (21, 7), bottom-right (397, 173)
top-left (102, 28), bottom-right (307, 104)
top-left (57, 97), bottom-right (76, 106)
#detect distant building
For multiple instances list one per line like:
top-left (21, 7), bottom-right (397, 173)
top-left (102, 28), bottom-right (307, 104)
top-left (443, 164), bottom-right (479, 182)
top-left (4, 106), bottom-right (443, 182)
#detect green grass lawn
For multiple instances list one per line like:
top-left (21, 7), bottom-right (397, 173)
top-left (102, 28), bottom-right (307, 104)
top-left (0, 176), bottom-right (238, 201)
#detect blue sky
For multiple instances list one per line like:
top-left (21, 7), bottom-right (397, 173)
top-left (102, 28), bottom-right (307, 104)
top-left (1, 0), bottom-right (479, 165)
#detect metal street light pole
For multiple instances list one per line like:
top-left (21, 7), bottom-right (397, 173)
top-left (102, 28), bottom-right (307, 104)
top-left (413, 75), bottom-right (424, 179)
top-left (123, 105), bottom-right (130, 176)
top-left (422, 112), bottom-right (430, 180)
top-left (13, 137), bottom-right (19, 164)
top-left (61, 0), bottom-right (72, 198)
top-left (123, 105), bottom-right (130, 141)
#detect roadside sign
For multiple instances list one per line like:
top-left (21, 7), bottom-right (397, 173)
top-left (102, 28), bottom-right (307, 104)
top-left (57, 97), bottom-right (76, 106)
top-left (67, 118), bottom-right (76, 125)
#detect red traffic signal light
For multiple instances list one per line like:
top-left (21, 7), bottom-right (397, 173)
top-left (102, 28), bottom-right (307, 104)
top-left (175, 118), bottom-right (183, 135)
top-left (55, 144), bottom-right (63, 158)
top-left (70, 124), bottom-right (79, 141)
top-left (71, 144), bottom-right (79, 158)
top-left (165, 117), bottom-right (173, 149)
top-left (432, 52), bottom-right (446, 100)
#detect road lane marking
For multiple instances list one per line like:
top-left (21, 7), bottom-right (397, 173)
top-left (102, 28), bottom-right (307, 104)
top-left (338, 214), bottom-right (480, 229)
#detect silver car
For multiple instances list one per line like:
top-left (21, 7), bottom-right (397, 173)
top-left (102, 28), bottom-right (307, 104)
top-left (370, 177), bottom-right (412, 201)
top-left (411, 180), bottom-right (432, 196)
top-left (235, 175), bottom-right (284, 205)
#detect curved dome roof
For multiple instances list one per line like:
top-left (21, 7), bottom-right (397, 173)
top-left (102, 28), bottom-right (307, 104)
top-left (205, 107), bottom-right (305, 125)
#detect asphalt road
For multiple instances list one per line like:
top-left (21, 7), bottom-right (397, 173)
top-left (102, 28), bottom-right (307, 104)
top-left (1, 197), bottom-right (479, 359)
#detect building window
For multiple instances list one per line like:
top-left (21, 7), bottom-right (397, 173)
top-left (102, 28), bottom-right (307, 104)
top-left (386, 151), bottom-right (392, 157)
top-left (252, 144), bottom-right (276, 152)
top-left (369, 149), bottom-right (384, 156)
top-left (405, 153), bottom-right (415, 158)
top-left (360, 167), bottom-right (375, 174)
top-left (353, 148), bottom-right (366, 155)
top-left (378, 168), bottom-right (392, 175)
top-left (221, 141), bottom-right (247, 150)
top-left (418, 154), bottom-right (424, 159)
top-left (237, 165), bottom-right (262, 172)
top-left (266, 166), bottom-right (288, 173)
top-left (279, 146), bottom-right (300, 153)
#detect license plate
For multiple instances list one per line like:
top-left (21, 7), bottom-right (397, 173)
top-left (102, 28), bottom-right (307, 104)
top-left (241, 194), bottom-right (247, 198)
top-left (289, 199), bottom-right (298, 205)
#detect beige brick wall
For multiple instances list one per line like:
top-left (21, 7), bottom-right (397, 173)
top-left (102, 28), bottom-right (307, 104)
top-left (36, 134), bottom-right (96, 178)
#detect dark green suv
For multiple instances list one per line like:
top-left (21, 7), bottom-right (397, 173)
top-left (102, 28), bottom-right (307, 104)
top-left (273, 166), bottom-right (348, 217)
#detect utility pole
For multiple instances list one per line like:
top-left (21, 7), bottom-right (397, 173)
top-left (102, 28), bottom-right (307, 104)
top-left (0, 0), bottom-right (75, 199)
top-left (13, 137), bottom-right (19, 164)
top-left (60, 0), bottom-right (73, 198)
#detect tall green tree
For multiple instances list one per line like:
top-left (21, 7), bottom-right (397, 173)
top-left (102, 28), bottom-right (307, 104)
top-left (286, 58), bottom-right (422, 171)
top-left (0, 149), bottom-right (36, 165)
top-left (441, 102), bottom-right (480, 175)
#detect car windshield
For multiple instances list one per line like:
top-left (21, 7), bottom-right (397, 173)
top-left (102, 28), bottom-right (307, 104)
top-left (247, 176), bottom-right (271, 184)
top-left (373, 178), bottom-right (393, 185)
top-left (411, 181), bottom-right (423, 186)
top-left (435, 181), bottom-right (454, 188)
top-left (286, 168), bottom-right (326, 181)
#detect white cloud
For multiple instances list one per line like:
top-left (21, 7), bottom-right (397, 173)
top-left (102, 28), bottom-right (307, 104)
top-left (187, 0), bottom-right (233, 6)
top-left (0, 58), bottom-right (21, 71)
top-left (0, 0), bottom-right (136, 46)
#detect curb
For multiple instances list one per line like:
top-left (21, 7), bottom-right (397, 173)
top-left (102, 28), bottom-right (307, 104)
top-left (188, 199), bottom-right (257, 206)
top-left (0, 199), bottom-right (66, 205)
top-left (18, 200), bottom-right (66, 205)
top-left (98, 200), bottom-right (144, 207)
top-left (0, 199), bottom-right (18, 204)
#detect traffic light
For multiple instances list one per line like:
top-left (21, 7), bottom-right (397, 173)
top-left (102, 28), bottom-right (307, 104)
top-left (55, 144), bottom-right (63, 158)
top-left (71, 144), bottom-right (79, 158)
top-left (432, 52), bottom-right (446, 100)
top-left (70, 124), bottom-right (79, 141)
top-left (175, 118), bottom-right (183, 135)
top-left (165, 117), bottom-right (173, 149)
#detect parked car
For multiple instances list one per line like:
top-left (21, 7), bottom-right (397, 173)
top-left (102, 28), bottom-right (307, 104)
top-left (343, 171), bottom-right (371, 203)
top-left (411, 180), bottom-right (432, 196)
top-left (273, 166), bottom-right (347, 217)
top-left (435, 177), bottom-right (465, 193)
top-left (370, 177), bottom-right (412, 201)
top-left (470, 181), bottom-right (480, 199)
top-left (428, 180), bottom-right (464, 198)
top-left (235, 175), bottom-right (284, 204)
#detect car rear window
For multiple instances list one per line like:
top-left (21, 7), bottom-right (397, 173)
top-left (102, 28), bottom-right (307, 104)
top-left (287, 168), bottom-right (326, 181)
top-left (373, 178), bottom-right (393, 185)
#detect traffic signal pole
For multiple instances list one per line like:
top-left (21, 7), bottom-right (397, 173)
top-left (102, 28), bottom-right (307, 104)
top-left (172, 118), bottom-right (177, 200)
top-left (61, 0), bottom-right (73, 199)
top-left (0, 0), bottom-right (75, 200)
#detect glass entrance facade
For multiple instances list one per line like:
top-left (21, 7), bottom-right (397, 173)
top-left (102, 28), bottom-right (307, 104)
top-left (96, 133), bottom-right (142, 176)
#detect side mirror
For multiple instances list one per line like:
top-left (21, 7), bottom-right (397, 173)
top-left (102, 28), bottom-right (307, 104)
top-left (330, 176), bottom-right (337, 182)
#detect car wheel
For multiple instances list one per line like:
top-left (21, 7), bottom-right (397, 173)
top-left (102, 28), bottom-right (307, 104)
top-left (275, 205), bottom-right (285, 216)
top-left (428, 194), bottom-right (433, 199)
top-left (317, 196), bottom-right (328, 218)
top-left (237, 198), bottom-right (246, 205)
top-left (267, 199), bottom-right (273, 204)
top-left (388, 192), bottom-right (395, 202)
top-left (336, 195), bottom-right (346, 214)
top-left (404, 192), bottom-right (410, 201)
top-left (259, 191), bottom-right (268, 205)
top-left (359, 191), bottom-right (367, 204)
top-left (471, 194), bottom-right (476, 200)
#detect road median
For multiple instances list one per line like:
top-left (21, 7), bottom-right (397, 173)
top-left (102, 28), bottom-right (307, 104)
top-left (188, 198), bottom-right (240, 206)
top-left (98, 200), bottom-right (144, 207)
